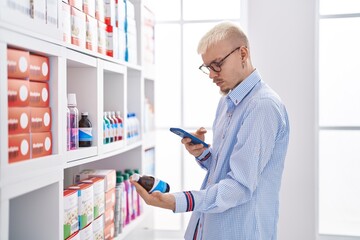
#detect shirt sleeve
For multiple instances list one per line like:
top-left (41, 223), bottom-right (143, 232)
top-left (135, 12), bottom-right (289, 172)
top-left (195, 148), bottom-right (212, 170)
top-left (173, 98), bottom-right (287, 214)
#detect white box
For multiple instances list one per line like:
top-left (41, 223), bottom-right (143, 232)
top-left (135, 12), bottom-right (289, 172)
top-left (46, 0), bottom-right (58, 27)
top-left (83, 0), bottom-right (95, 17)
top-left (64, 189), bottom-right (79, 239)
top-left (92, 215), bottom-right (104, 240)
top-left (62, 2), bottom-right (71, 43)
top-left (33, 0), bottom-right (46, 23)
top-left (104, 0), bottom-right (115, 26)
top-left (86, 15), bottom-right (98, 52)
top-left (71, 6), bottom-right (86, 48)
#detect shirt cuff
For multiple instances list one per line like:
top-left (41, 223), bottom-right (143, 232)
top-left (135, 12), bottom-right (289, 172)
top-left (196, 149), bottom-right (211, 162)
top-left (173, 191), bottom-right (195, 213)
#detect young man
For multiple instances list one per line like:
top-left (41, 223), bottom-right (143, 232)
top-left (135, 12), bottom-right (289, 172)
top-left (131, 21), bottom-right (290, 240)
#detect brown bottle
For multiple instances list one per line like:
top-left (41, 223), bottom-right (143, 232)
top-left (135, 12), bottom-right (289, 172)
top-left (131, 173), bottom-right (170, 193)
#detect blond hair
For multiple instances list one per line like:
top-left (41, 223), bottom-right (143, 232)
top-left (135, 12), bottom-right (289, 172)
top-left (197, 21), bottom-right (249, 54)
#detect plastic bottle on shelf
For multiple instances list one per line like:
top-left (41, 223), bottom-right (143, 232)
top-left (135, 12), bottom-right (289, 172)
top-left (122, 173), bottom-right (132, 225)
top-left (103, 112), bottom-right (110, 144)
top-left (133, 113), bottom-right (141, 141)
top-left (125, 169), bottom-right (137, 220)
top-left (115, 111), bottom-right (123, 141)
top-left (131, 173), bottom-right (170, 193)
top-left (66, 106), bottom-right (71, 151)
top-left (115, 173), bottom-right (125, 235)
top-left (134, 168), bottom-right (141, 216)
top-left (67, 93), bottom-right (79, 150)
top-left (110, 111), bottom-right (119, 141)
top-left (126, 113), bottom-right (133, 143)
top-left (106, 111), bottom-right (115, 143)
top-left (78, 112), bottom-right (93, 147)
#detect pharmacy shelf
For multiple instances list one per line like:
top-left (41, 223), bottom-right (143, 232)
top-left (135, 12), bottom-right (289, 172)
top-left (0, 1), bottom-right (156, 239)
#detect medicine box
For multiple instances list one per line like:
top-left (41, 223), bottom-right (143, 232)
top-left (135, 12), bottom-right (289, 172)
top-left (30, 107), bottom-right (52, 132)
top-left (64, 189), bottom-right (79, 240)
top-left (8, 79), bottom-right (30, 107)
top-left (68, 183), bottom-right (94, 230)
top-left (29, 81), bottom-right (50, 107)
top-left (7, 48), bottom-right (30, 79)
top-left (81, 177), bottom-right (105, 219)
top-left (29, 54), bottom-right (50, 81)
top-left (8, 107), bottom-right (30, 134)
top-left (31, 131), bottom-right (52, 159)
top-left (8, 134), bottom-right (30, 163)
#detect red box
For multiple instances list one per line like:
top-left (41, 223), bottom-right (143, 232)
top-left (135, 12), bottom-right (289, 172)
top-left (105, 187), bottom-right (115, 210)
top-left (104, 207), bottom-right (114, 226)
top-left (29, 54), bottom-right (50, 81)
top-left (8, 107), bottom-right (30, 134)
top-left (30, 107), bottom-right (52, 132)
top-left (8, 79), bottom-right (30, 107)
top-left (31, 131), bottom-right (52, 158)
top-left (8, 134), bottom-right (31, 163)
top-left (104, 221), bottom-right (114, 240)
top-left (7, 48), bottom-right (30, 79)
top-left (29, 81), bottom-right (50, 107)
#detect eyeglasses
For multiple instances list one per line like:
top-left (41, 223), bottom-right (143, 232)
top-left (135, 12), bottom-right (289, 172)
top-left (199, 46), bottom-right (242, 75)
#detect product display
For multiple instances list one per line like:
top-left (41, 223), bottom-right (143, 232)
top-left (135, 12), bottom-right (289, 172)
top-left (78, 112), bottom-right (93, 147)
top-left (67, 93), bottom-right (79, 150)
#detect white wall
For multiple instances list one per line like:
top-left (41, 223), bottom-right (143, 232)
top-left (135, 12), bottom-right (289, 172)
top-left (247, 0), bottom-right (316, 239)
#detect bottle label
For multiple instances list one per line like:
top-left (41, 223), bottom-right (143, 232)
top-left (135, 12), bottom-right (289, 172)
top-left (149, 178), bottom-right (168, 193)
top-left (79, 127), bottom-right (93, 141)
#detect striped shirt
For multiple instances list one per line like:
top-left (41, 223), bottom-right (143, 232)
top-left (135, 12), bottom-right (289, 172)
top-left (172, 69), bottom-right (290, 240)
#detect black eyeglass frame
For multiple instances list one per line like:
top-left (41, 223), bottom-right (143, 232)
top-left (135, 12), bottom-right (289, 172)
top-left (198, 46), bottom-right (244, 75)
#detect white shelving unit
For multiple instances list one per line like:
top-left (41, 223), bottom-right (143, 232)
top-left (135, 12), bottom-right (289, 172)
top-left (0, 0), bottom-right (156, 239)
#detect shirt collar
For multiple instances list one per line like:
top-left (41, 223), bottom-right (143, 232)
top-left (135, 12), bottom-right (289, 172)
top-left (227, 69), bottom-right (261, 106)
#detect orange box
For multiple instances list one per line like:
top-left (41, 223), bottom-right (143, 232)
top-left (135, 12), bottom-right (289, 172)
top-left (104, 207), bottom-right (114, 227)
top-left (29, 81), bottom-right (50, 107)
top-left (29, 54), bottom-right (50, 81)
top-left (7, 48), bottom-right (30, 79)
top-left (8, 79), bottom-right (30, 107)
top-left (8, 107), bottom-right (30, 134)
top-left (30, 107), bottom-right (52, 132)
top-left (105, 187), bottom-right (115, 210)
top-left (31, 131), bottom-right (52, 158)
top-left (8, 134), bottom-right (31, 163)
top-left (104, 221), bottom-right (114, 240)
top-left (71, 7), bottom-right (86, 48)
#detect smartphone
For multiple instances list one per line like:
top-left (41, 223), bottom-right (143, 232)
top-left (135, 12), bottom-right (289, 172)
top-left (169, 127), bottom-right (209, 148)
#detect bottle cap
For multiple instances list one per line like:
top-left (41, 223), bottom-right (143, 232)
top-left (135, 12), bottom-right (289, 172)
top-left (81, 112), bottom-right (88, 116)
top-left (116, 175), bottom-right (124, 183)
top-left (67, 93), bottom-right (77, 106)
top-left (134, 169), bottom-right (139, 174)
top-left (131, 173), bottom-right (140, 181)
top-left (122, 173), bottom-right (129, 180)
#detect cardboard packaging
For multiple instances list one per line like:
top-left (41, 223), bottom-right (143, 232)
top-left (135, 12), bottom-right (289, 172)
top-left (71, 7), bottom-right (86, 48)
top-left (79, 221), bottom-right (93, 240)
top-left (31, 131), bottom-right (52, 158)
top-left (75, 169), bottom-right (116, 192)
top-left (97, 20), bottom-right (107, 55)
top-left (30, 107), bottom-right (52, 132)
top-left (81, 177), bottom-right (105, 219)
top-left (64, 189), bottom-right (79, 239)
top-left (46, 0), bottom-right (58, 27)
top-left (105, 187), bottom-right (116, 210)
top-left (83, 0), bottom-right (95, 17)
top-left (8, 107), bottom-right (30, 134)
top-left (29, 54), bottom-right (50, 81)
top-left (7, 48), bottom-right (30, 79)
top-left (92, 215), bottom-right (105, 240)
top-left (86, 15), bottom-right (98, 52)
top-left (62, 2), bottom-right (71, 44)
top-left (8, 134), bottom-right (31, 163)
top-left (104, 221), bottom-right (114, 240)
top-left (8, 79), bottom-right (30, 107)
top-left (29, 81), bottom-right (50, 107)
top-left (68, 183), bottom-right (94, 230)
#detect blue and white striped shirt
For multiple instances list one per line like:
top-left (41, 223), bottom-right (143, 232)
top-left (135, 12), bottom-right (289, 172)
top-left (173, 69), bottom-right (290, 240)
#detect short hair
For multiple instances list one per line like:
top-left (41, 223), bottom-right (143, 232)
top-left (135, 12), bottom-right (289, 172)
top-left (197, 21), bottom-right (249, 54)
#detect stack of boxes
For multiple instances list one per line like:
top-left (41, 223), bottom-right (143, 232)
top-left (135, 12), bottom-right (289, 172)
top-left (7, 48), bottom-right (52, 163)
top-left (61, 0), bottom-right (130, 61)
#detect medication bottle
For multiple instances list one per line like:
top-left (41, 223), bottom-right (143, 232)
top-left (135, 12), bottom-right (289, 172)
top-left (67, 93), bottom-right (79, 150)
top-left (78, 112), bottom-right (93, 147)
top-left (122, 173), bottom-right (131, 225)
top-left (134, 169), bottom-right (141, 216)
top-left (115, 111), bottom-right (123, 141)
top-left (103, 112), bottom-right (110, 144)
top-left (66, 107), bottom-right (71, 150)
top-left (131, 173), bottom-right (170, 193)
top-left (125, 169), bottom-right (137, 220)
